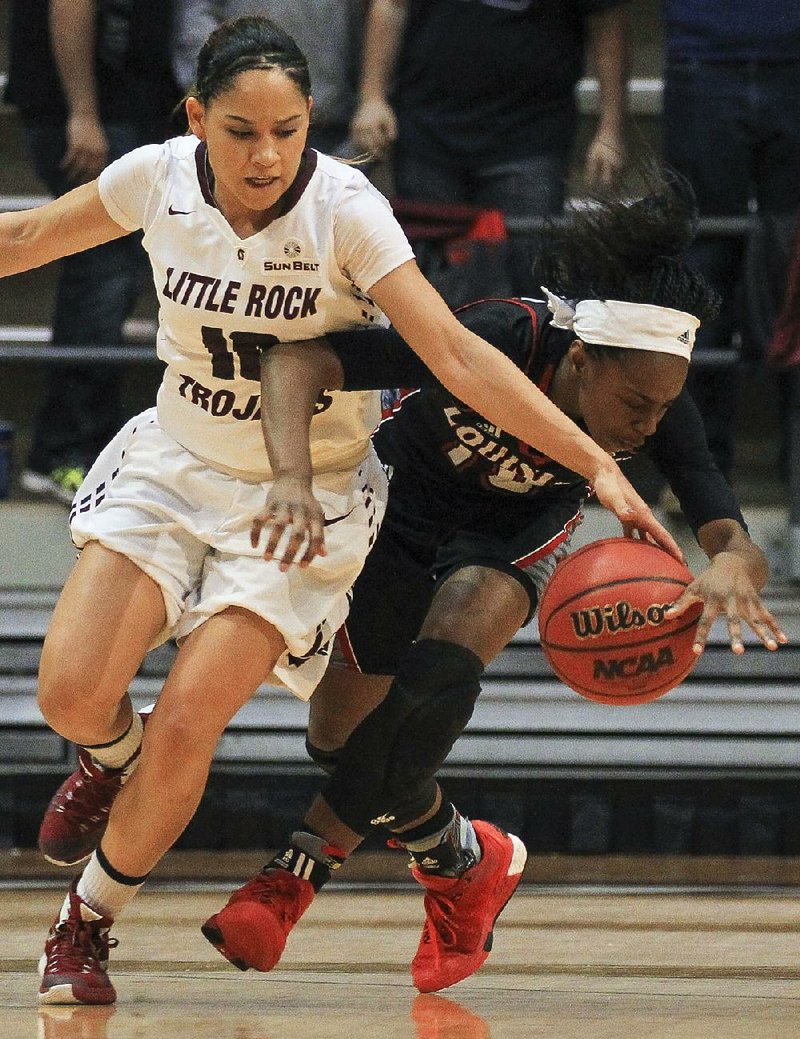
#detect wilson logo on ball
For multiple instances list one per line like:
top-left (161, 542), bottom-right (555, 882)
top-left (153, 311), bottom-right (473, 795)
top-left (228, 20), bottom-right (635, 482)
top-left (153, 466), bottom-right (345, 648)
top-left (570, 600), bottom-right (675, 639)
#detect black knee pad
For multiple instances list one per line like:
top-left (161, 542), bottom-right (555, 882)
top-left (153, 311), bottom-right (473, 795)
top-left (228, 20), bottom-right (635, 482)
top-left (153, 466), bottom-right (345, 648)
top-left (379, 777), bottom-right (440, 831)
top-left (305, 736), bottom-right (341, 776)
top-left (323, 639), bottom-right (484, 834)
top-left (380, 644), bottom-right (483, 825)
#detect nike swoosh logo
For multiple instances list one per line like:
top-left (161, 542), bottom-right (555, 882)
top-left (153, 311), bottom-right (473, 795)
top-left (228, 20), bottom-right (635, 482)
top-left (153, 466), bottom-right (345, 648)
top-left (168, 205), bottom-right (194, 215)
top-left (323, 506), bottom-right (356, 527)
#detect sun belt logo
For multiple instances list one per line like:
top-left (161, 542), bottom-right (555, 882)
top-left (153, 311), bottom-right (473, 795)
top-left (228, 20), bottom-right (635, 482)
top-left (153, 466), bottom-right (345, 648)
top-left (570, 599), bottom-right (674, 640)
top-left (262, 237), bottom-right (321, 272)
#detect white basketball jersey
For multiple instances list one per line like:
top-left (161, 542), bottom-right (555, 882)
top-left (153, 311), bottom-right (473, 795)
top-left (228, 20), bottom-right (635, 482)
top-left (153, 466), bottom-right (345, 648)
top-left (98, 136), bottom-right (414, 478)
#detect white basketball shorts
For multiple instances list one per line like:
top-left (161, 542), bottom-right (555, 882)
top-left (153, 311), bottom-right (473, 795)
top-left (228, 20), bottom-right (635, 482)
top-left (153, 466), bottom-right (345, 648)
top-left (69, 408), bottom-right (387, 700)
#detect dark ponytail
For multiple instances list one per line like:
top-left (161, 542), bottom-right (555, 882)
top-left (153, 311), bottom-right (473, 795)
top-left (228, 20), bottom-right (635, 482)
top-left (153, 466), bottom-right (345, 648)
top-left (533, 165), bottom-right (719, 323)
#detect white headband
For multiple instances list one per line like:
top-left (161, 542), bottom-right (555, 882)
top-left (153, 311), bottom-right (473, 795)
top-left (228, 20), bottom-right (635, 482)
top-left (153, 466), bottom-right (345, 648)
top-left (541, 287), bottom-right (699, 361)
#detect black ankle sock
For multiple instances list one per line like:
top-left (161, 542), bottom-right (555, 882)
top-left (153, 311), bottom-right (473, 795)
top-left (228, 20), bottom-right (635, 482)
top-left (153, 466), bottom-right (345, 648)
top-left (265, 831), bottom-right (346, 893)
top-left (395, 806), bottom-right (478, 879)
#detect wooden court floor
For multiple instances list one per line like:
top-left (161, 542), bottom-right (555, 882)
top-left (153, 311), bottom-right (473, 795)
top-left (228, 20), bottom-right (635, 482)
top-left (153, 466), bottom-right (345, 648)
top-left (5, 878), bottom-right (800, 1039)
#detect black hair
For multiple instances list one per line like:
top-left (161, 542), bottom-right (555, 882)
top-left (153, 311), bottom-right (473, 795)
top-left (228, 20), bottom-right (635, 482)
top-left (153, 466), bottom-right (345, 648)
top-left (191, 16), bottom-right (311, 106)
top-left (533, 165), bottom-right (720, 327)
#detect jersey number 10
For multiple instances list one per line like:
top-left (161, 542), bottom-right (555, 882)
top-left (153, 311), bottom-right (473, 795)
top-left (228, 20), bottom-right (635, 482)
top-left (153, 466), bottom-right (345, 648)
top-left (201, 326), bottom-right (279, 382)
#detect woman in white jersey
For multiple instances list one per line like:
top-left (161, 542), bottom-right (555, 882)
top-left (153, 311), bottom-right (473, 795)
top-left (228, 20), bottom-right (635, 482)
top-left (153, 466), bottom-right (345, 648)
top-left (0, 17), bottom-right (677, 1006)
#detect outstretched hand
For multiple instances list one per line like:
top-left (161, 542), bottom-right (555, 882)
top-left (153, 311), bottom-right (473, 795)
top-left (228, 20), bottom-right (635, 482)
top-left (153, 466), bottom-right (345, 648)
top-left (592, 462), bottom-right (685, 563)
top-left (665, 551), bottom-right (788, 655)
top-left (251, 475), bottom-right (327, 572)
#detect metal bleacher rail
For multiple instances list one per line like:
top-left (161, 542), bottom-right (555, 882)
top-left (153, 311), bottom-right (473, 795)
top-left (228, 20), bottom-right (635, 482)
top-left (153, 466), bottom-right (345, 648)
top-left (1, 76), bottom-right (799, 786)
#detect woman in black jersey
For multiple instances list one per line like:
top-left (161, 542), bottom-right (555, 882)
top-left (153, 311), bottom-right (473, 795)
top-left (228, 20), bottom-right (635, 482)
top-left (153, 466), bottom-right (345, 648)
top-left (202, 170), bottom-right (787, 991)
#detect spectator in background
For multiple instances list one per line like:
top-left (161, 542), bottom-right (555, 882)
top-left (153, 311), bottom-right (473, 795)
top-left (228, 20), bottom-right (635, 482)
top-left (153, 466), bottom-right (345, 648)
top-left (351, 0), bottom-right (631, 296)
top-left (4, 0), bottom-right (179, 504)
top-left (661, 1), bottom-right (800, 481)
top-left (171, 1), bottom-right (364, 156)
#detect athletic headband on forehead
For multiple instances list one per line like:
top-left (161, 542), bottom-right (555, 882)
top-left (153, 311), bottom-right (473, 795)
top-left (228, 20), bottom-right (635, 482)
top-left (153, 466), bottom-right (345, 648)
top-left (541, 287), bottom-right (700, 361)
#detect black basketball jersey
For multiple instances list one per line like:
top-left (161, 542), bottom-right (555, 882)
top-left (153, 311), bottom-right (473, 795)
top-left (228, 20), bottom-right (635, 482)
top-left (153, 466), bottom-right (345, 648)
top-left (325, 297), bottom-right (745, 534)
top-left (376, 298), bottom-right (591, 504)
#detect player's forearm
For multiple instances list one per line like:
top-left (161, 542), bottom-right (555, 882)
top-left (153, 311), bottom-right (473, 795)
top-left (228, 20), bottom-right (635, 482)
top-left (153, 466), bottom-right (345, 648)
top-left (259, 342), bottom-right (344, 480)
top-left (587, 5), bottom-right (629, 134)
top-left (437, 327), bottom-right (618, 484)
top-left (371, 265), bottom-right (617, 484)
top-left (0, 184), bottom-right (127, 276)
top-left (50, 0), bottom-right (100, 118)
top-left (358, 0), bottom-right (408, 102)
top-left (0, 211), bottom-right (44, 276)
top-left (0, 206), bottom-right (85, 276)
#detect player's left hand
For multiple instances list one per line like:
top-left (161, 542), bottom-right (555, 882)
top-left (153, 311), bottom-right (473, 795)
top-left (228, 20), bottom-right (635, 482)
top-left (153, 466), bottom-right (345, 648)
top-left (592, 461), bottom-right (685, 563)
top-left (665, 551), bottom-right (788, 655)
top-left (251, 475), bottom-right (327, 571)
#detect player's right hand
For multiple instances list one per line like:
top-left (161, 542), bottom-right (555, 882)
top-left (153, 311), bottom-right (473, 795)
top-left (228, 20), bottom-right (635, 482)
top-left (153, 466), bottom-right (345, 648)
top-left (251, 475), bottom-right (327, 572)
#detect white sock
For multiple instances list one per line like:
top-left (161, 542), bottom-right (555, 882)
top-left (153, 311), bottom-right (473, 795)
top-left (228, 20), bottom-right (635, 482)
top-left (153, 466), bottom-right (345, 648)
top-left (72, 850), bottom-right (146, 920)
top-left (87, 711), bottom-right (144, 771)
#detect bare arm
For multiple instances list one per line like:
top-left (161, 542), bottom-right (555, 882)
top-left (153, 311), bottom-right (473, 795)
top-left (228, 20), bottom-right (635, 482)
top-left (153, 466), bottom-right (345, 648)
top-left (253, 268), bottom-right (681, 566)
top-left (351, 0), bottom-right (408, 159)
top-left (0, 182), bottom-right (130, 277)
top-left (251, 343), bottom-right (345, 568)
top-left (583, 4), bottom-right (629, 188)
top-left (667, 518), bottom-right (787, 654)
top-left (260, 345), bottom-right (343, 484)
top-left (50, 0), bottom-right (108, 185)
top-left (370, 261), bottom-right (679, 554)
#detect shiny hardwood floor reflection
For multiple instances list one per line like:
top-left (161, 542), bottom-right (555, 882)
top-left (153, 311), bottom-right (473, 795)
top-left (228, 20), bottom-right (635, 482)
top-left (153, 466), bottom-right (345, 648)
top-left (5, 885), bottom-right (800, 1038)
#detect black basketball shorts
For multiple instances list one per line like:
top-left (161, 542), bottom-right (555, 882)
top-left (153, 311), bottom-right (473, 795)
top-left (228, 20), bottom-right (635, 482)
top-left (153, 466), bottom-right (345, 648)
top-left (333, 470), bottom-right (583, 675)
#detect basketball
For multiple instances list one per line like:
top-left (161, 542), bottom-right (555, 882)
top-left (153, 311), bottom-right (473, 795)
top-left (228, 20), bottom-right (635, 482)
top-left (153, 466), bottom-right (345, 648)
top-left (537, 538), bottom-right (703, 706)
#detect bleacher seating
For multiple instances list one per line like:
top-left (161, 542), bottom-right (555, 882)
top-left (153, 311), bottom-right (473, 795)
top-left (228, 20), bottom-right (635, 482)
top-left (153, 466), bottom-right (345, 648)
top-left (2, 542), bottom-right (799, 782)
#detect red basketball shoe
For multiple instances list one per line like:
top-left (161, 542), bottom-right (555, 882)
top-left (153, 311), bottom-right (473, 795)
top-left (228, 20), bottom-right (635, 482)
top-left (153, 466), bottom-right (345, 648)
top-left (411, 820), bottom-right (527, 993)
top-left (38, 880), bottom-right (118, 1005)
top-left (38, 713), bottom-right (149, 867)
top-left (201, 869), bottom-right (315, 972)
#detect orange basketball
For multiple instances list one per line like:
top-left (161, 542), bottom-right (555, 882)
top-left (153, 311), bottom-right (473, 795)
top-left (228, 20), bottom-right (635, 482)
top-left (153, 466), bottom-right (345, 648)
top-left (537, 537), bottom-right (702, 705)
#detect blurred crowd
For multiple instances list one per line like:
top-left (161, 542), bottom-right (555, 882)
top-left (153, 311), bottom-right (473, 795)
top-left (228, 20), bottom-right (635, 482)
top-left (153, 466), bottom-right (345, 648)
top-left (3, 0), bottom-right (800, 501)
